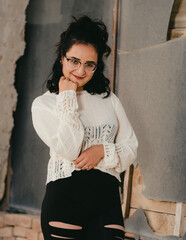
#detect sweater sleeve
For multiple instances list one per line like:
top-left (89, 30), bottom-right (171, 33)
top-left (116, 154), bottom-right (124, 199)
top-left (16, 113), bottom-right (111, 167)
top-left (31, 90), bottom-right (84, 161)
top-left (101, 93), bottom-right (138, 172)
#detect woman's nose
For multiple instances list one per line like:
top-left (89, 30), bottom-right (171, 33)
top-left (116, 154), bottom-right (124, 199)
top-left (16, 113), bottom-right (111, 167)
top-left (76, 63), bottom-right (86, 75)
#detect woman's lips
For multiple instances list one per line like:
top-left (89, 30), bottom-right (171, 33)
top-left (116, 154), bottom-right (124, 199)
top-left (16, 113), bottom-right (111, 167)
top-left (72, 74), bottom-right (84, 80)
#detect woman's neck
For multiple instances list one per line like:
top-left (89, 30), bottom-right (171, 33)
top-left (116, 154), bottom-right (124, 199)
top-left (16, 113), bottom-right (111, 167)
top-left (77, 87), bottom-right (84, 92)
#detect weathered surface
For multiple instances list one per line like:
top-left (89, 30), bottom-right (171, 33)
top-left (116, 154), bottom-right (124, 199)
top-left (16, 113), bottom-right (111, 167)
top-left (26, 0), bottom-right (62, 24)
top-left (117, 37), bottom-right (186, 202)
top-left (9, 0), bottom-right (114, 213)
top-left (170, 0), bottom-right (186, 28)
top-left (0, 212), bottom-right (43, 239)
top-left (0, 0), bottom-right (29, 200)
top-left (125, 208), bottom-right (186, 240)
top-left (119, 0), bottom-right (174, 51)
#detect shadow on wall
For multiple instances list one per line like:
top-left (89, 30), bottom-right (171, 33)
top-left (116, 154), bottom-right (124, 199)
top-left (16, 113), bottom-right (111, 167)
top-left (8, 0), bottom-right (114, 214)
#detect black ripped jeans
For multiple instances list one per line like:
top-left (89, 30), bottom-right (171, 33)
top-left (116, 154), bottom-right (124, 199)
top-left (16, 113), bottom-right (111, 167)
top-left (41, 169), bottom-right (125, 240)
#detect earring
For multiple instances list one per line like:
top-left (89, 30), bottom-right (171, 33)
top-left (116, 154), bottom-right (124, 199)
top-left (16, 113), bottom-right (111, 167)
top-left (60, 60), bottom-right (62, 64)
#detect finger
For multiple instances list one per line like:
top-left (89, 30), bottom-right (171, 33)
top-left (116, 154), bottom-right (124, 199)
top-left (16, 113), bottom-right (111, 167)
top-left (87, 165), bottom-right (93, 170)
top-left (64, 77), bottom-right (70, 81)
top-left (74, 155), bottom-right (84, 165)
top-left (81, 164), bottom-right (90, 171)
top-left (66, 77), bottom-right (79, 86)
top-left (70, 79), bottom-right (79, 87)
top-left (76, 161), bottom-right (86, 169)
top-left (76, 160), bottom-right (87, 169)
top-left (86, 165), bottom-right (93, 171)
top-left (59, 76), bottom-right (65, 82)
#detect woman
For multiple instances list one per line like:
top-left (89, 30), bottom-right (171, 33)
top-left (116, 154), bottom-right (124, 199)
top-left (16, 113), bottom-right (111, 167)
top-left (32, 16), bottom-right (138, 240)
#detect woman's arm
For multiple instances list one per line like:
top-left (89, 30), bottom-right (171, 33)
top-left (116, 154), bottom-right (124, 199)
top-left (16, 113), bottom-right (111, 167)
top-left (74, 93), bottom-right (138, 172)
top-left (31, 90), bottom-right (84, 161)
top-left (101, 94), bottom-right (138, 172)
top-left (74, 144), bottom-right (104, 170)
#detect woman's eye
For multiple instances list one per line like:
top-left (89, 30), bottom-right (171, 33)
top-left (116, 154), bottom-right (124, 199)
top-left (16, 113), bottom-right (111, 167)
top-left (86, 63), bottom-right (94, 67)
top-left (70, 59), bottom-right (79, 65)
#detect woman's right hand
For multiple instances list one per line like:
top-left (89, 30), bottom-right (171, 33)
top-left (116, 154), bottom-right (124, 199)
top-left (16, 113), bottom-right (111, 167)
top-left (59, 76), bottom-right (79, 93)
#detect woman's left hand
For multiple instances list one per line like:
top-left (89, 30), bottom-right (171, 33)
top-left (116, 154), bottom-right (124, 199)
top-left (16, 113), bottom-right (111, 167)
top-left (74, 145), bottom-right (104, 170)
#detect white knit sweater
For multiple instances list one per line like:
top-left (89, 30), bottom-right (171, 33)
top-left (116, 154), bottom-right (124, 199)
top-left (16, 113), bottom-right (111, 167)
top-left (31, 90), bottom-right (138, 184)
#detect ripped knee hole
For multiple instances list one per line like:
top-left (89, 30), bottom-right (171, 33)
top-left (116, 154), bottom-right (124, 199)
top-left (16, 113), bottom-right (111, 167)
top-left (104, 224), bottom-right (125, 231)
top-left (49, 221), bottom-right (82, 230)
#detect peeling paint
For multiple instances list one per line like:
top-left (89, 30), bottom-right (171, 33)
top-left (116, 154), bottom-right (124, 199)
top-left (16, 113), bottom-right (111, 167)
top-left (0, 0), bottom-right (29, 200)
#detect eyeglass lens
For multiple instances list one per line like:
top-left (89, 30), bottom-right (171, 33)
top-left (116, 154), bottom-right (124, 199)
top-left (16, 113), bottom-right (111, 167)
top-left (66, 57), bottom-right (96, 72)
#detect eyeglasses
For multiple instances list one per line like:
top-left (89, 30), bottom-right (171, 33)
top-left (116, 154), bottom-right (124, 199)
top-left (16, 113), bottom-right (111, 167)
top-left (64, 56), bottom-right (97, 72)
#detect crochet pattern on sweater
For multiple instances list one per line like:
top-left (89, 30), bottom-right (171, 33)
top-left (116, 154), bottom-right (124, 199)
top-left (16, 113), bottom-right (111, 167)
top-left (31, 90), bottom-right (138, 184)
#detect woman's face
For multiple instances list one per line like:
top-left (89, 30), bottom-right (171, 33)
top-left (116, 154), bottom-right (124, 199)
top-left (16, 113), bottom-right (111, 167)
top-left (61, 43), bottom-right (98, 90)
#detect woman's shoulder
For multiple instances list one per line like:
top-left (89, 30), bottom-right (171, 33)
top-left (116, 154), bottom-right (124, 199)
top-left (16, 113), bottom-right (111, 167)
top-left (104, 91), bottom-right (120, 108)
top-left (32, 91), bottom-right (57, 109)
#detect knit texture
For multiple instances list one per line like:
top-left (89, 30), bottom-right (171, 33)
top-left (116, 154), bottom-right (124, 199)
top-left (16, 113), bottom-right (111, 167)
top-left (31, 90), bottom-right (138, 184)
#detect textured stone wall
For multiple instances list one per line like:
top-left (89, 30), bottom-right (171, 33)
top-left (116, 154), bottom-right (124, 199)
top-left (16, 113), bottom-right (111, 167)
top-left (118, 0), bottom-right (186, 238)
top-left (0, 0), bottom-right (29, 200)
top-left (171, 0), bottom-right (186, 28)
top-left (0, 212), bottom-right (43, 240)
top-left (170, 0), bottom-right (186, 39)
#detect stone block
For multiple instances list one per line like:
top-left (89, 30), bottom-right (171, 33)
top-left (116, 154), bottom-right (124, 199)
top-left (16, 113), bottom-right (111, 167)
top-left (0, 227), bottom-right (13, 237)
top-left (38, 232), bottom-right (44, 240)
top-left (32, 217), bottom-right (41, 232)
top-left (170, 0), bottom-right (186, 28)
top-left (0, 213), bottom-right (4, 227)
top-left (3, 237), bottom-right (15, 240)
top-left (119, 0), bottom-right (174, 51)
top-left (4, 214), bottom-right (32, 228)
top-left (13, 226), bottom-right (26, 237)
top-left (25, 229), bottom-right (38, 240)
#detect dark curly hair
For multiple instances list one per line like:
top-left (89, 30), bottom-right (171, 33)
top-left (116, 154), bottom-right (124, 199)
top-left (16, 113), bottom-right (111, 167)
top-left (46, 16), bottom-right (111, 98)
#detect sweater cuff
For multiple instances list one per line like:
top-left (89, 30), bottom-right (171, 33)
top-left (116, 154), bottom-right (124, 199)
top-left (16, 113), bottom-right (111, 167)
top-left (102, 143), bottom-right (119, 169)
top-left (56, 90), bottom-right (79, 119)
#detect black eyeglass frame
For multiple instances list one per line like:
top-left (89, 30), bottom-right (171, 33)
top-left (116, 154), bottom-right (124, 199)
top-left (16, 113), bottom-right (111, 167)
top-left (64, 56), bottom-right (97, 72)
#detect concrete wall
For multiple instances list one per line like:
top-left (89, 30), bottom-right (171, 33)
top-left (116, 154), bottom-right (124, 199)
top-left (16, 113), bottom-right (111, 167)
top-left (0, 0), bottom-right (29, 201)
top-left (1, 1), bottom-right (186, 238)
top-left (117, 0), bottom-right (186, 238)
top-left (9, 0), bottom-right (114, 213)
top-left (116, 0), bottom-right (186, 203)
top-left (119, 0), bottom-right (174, 51)
top-left (118, 36), bottom-right (186, 202)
